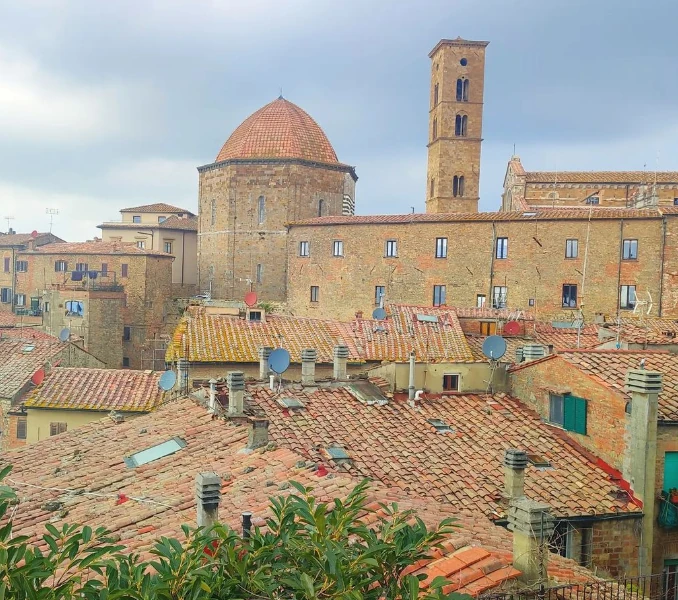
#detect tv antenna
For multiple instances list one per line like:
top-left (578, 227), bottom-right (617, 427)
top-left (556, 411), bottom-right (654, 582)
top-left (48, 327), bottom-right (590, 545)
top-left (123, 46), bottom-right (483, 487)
top-left (4, 216), bottom-right (14, 232)
top-left (268, 348), bottom-right (291, 393)
top-left (482, 335), bottom-right (507, 396)
top-left (46, 208), bottom-right (59, 233)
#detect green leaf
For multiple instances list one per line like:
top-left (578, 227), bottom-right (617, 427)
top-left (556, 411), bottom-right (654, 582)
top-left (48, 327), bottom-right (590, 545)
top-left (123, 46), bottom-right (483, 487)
top-left (300, 572), bottom-right (315, 598)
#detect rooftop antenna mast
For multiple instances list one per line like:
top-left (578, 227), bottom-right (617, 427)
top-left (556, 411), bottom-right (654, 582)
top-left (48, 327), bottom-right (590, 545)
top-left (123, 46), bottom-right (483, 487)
top-left (4, 216), bottom-right (14, 233)
top-left (46, 208), bottom-right (59, 233)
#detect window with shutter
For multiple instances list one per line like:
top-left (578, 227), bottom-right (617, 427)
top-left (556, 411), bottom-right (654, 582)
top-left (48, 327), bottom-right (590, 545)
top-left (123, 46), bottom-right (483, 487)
top-left (16, 417), bottom-right (27, 440)
top-left (563, 395), bottom-right (587, 435)
top-left (664, 452), bottom-right (678, 490)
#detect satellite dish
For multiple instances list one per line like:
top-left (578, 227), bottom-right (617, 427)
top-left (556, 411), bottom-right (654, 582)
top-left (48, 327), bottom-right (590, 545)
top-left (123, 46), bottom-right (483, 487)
top-left (158, 370), bottom-right (177, 391)
top-left (58, 328), bottom-right (70, 342)
top-left (482, 335), bottom-right (507, 360)
top-left (268, 348), bottom-right (291, 374)
top-left (244, 291), bottom-right (258, 307)
top-left (504, 321), bottom-right (521, 335)
top-left (31, 368), bottom-right (45, 385)
top-left (372, 307), bottom-right (387, 320)
top-left (31, 230), bottom-right (38, 238)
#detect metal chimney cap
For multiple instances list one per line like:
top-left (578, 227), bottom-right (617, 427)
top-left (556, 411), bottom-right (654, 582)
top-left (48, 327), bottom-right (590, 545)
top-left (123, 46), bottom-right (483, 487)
top-left (333, 345), bottom-right (349, 358)
top-left (258, 346), bottom-right (273, 358)
top-left (504, 448), bottom-right (528, 469)
top-left (625, 369), bottom-right (663, 394)
top-left (226, 371), bottom-right (246, 390)
top-left (301, 348), bottom-right (317, 361)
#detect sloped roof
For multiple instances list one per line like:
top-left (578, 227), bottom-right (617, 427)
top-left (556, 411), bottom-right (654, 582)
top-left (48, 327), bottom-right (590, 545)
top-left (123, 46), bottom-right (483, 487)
top-left (215, 97), bottom-right (340, 165)
top-left (601, 316), bottom-right (678, 345)
top-left (556, 350), bottom-right (678, 421)
top-left (120, 203), bottom-right (194, 215)
top-left (465, 335), bottom-right (533, 362)
top-left (0, 339), bottom-right (65, 399)
top-left (524, 171), bottom-right (678, 184)
top-left (166, 305), bottom-right (473, 364)
top-left (29, 240), bottom-right (172, 257)
top-left (22, 367), bottom-right (165, 412)
top-left (0, 232), bottom-right (64, 248)
top-left (2, 397), bottom-right (534, 595)
top-left (530, 322), bottom-right (601, 350)
top-left (250, 387), bottom-right (640, 519)
top-left (98, 215), bottom-right (198, 233)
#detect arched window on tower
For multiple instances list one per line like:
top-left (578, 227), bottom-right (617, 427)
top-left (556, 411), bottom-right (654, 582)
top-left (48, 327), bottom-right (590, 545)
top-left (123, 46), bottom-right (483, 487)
top-left (455, 115), bottom-right (468, 137)
top-left (463, 78), bottom-right (469, 101)
top-left (318, 199), bottom-right (325, 217)
top-left (433, 83), bottom-right (439, 106)
top-left (453, 176), bottom-right (465, 198)
top-left (432, 117), bottom-right (438, 141)
top-left (457, 78), bottom-right (469, 102)
top-left (258, 196), bottom-right (265, 224)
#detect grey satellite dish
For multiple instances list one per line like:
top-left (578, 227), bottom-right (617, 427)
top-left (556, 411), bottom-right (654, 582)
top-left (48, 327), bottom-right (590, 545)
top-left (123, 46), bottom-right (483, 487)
top-left (268, 348), bottom-right (291, 374)
top-left (482, 335), bottom-right (507, 360)
top-left (58, 328), bottom-right (70, 342)
top-left (372, 307), bottom-right (387, 320)
top-left (158, 370), bottom-right (177, 391)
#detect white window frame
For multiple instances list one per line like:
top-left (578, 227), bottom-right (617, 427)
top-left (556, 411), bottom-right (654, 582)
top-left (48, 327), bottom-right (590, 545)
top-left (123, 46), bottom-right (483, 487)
top-left (565, 239), bottom-right (578, 259)
top-left (15, 293), bottom-right (26, 307)
top-left (299, 241), bottom-right (310, 257)
top-left (495, 237), bottom-right (508, 259)
top-left (375, 286), bottom-right (385, 306)
top-left (15, 260), bottom-right (28, 272)
top-left (476, 294), bottom-right (486, 308)
top-left (164, 241), bottom-right (173, 253)
top-left (620, 285), bottom-right (637, 310)
top-left (435, 237), bottom-right (448, 258)
top-left (492, 286), bottom-right (507, 309)
top-left (333, 240), bottom-right (344, 257)
top-left (433, 285), bottom-right (446, 307)
top-left (562, 284), bottom-right (578, 308)
top-left (622, 239), bottom-right (638, 260)
top-left (136, 240), bottom-right (146, 249)
top-left (55, 260), bottom-right (67, 272)
top-left (385, 240), bottom-right (398, 258)
top-left (442, 373), bottom-right (461, 392)
top-left (310, 286), bottom-right (319, 303)
top-left (0, 288), bottom-right (11, 303)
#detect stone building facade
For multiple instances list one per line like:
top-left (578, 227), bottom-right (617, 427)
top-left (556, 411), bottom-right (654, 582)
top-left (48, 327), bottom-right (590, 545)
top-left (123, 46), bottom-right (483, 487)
top-left (7, 240), bottom-right (173, 369)
top-left (285, 208), bottom-right (678, 322)
top-left (197, 97), bottom-right (357, 302)
top-left (427, 38), bottom-right (488, 214)
top-left (502, 156), bottom-right (678, 211)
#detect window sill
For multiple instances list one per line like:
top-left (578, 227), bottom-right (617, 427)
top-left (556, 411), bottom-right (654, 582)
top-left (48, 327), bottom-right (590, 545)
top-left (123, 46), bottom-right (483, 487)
top-left (384, 256), bottom-right (399, 259)
top-left (561, 306), bottom-right (579, 310)
top-left (621, 258), bottom-right (638, 262)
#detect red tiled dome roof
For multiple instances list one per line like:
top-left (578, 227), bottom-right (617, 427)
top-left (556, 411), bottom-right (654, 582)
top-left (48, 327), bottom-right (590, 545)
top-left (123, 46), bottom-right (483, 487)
top-left (215, 98), bottom-right (339, 164)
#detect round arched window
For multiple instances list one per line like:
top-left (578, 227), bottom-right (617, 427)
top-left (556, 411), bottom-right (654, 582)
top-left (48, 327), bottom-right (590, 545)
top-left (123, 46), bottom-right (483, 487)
top-left (460, 58), bottom-right (468, 66)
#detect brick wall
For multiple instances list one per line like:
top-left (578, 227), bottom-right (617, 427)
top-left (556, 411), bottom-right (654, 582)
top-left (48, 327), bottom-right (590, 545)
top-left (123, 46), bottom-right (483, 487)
top-left (589, 517), bottom-right (641, 577)
top-left (655, 426), bottom-right (678, 573)
top-left (286, 214), bottom-right (674, 322)
top-left (198, 160), bottom-right (355, 303)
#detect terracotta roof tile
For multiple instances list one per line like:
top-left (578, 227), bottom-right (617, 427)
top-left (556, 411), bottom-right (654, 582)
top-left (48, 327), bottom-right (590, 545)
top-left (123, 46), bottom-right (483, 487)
top-left (120, 203), bottom-right (194, 215)
top-left (556, 350), bottom-right (678, 421)
top-left (601, 316), bottom-right (678, 345)
top-left (0, 232), bottom-right (65, 247)
top-left (524, 171), bottom-right (678, 184)
top-left (29, 240), bottom-right (172, 257)
top-left (0, 338), bottom-right (65, 398)
top-left (98, 215), bottom-right (198, 233)
top-left (22, 367), bottom-right (165, 412)
top-left (215, 98), bottom-right (340, 165)
top-left (250, 387), bottom-right (640, 519)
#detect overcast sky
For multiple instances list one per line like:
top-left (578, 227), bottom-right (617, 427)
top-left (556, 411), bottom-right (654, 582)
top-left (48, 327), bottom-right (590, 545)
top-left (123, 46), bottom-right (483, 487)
top-left (1, 0), bottom-right (677, 241)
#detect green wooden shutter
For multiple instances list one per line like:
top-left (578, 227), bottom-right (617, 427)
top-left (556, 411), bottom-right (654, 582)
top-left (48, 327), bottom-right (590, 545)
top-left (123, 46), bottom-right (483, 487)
top-left (665, 452), bottom-right (678, 490)
top-left (563, 395), bottom-right (587, 435)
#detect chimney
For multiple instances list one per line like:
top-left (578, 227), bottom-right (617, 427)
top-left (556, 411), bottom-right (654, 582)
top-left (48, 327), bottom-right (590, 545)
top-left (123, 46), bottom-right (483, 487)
top-left (26, 239), bottom-right (35, 251)
top-left (208, 378), bottom-right (217, 414)
top-left (195, 472), bottom-right (221, 528)
top-left (301, 348), bottom-right (317, 386)
top-left (508, 498), bottom-right (554, 585)
top-left (504, 448), bottom-right (528, 499)
top-left (625, 368), bottom-right (662, 575)
top-left (247, 418), bottom-right (269, 450)
top-left (333, 345), bottom-right (349, 380)
top-left (355, 311), bottom-right (363, 320)
top-left (258, 346), bottom-right (272, 380)
top-left (408, 351), bottom-right (416, 401)
top-left (242, 511), bottom-right (252, 539)
top-left (177, 358), bottom-right (188, 395)
top-left (227, 371), bottom-right (245, 416)
top-left (43, 361), bottom-right (52, 376)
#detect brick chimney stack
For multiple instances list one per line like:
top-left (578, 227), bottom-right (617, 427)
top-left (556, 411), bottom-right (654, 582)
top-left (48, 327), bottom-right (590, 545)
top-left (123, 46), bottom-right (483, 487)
top-left (625, 367), bottom-right (662, 575)
top-left (301, 348), bottom-right (317, 386)
top-left (247, 418), bottom-right (269, 450)
top-left (508, 498), bottom-right (554, 585)
top-left (227, 371), bottom-right (245, 416)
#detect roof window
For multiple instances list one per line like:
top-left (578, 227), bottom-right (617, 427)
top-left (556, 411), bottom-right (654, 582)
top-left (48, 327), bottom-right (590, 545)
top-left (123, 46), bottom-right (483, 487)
top-left (277, 397), bottom-right (305, 410)
top-left (326, 446), bottom-right (351, 461)
top-left (428, 418), bottom-right (455, 434)
top-left (527, 453), bottom-right (552, 468)
top-left (417, 314), bottom-right (439, 323)
top-left (124, 437), bottom-right (186, 468)
top-left (22, 344), bottom-right (35, 353)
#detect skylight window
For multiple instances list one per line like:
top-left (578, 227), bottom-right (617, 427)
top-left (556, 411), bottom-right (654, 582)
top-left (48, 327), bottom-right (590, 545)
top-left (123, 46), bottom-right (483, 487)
top-left (124, 437), bottom-right (186, 468)
top-left (427, 419), bottom-right (455, 434)
top-left (527, 453), bottom-right (552, 468)
top-left (417, 314), bottom-right (439, 323)
top-left (326, 446), bottom-right (351, 461)
top-left (22, 344), bottom-right (35, 353)
top-left (277, 397), bottom-right (305, 409)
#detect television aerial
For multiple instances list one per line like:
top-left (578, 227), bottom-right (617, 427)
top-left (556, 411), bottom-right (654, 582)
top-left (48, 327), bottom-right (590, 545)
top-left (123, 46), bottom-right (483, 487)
top-left (158, 370), bottom-right (177, 391)
top-left (482, 335), bottom-right (507, 361)
top-left (58, 328), bottom-right (70, 342)
top-left (244, 291), bottom-right (258, 307)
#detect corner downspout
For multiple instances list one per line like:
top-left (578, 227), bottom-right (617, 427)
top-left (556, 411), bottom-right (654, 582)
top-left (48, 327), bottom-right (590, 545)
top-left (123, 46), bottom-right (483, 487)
top-left (616, 219), bottom-right (624, 313)
top-left (659, 217), bottom-right (667, 317)
top-left (181, 231), bottom-right (185, 287)
top-left (489, 221), bottom-right (496, 302)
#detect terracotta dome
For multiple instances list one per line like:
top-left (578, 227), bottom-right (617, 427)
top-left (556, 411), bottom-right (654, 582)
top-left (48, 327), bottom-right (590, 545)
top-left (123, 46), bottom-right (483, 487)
top-left (215, 97), bottom-right (339, 164)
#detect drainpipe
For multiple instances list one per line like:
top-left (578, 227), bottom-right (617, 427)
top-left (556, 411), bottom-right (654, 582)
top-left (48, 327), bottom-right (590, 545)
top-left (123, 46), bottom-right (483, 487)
top-left (489, 221), bottom-right (496, 300)
top-left (616, 219), bottom-right (624, 312)
top-left (659, 217), bottom-right (667, 317)
top-left (408, 351), bottom-right (416, 401)
top-left (181, 231), bottom-right (185, 287)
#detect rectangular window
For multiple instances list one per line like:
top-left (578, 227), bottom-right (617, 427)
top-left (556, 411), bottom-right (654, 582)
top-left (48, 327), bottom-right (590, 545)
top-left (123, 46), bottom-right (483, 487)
top-left (15, 293), bottom-right (26, 307)
top-left (674, 198), bottom-right (678, 206)
top-left (664, 452), bottom-right (678, 490)
top-left (55, 260), bottom-right (68, 272)
top-left (136, 240), bottom-right (145, 249)
top-left (164, 241), bottom-right (172, 253)
top-left (121, 264), bottom-right (129, 278)
top-left (492, 286), bottom-right (507, 309)
top-left (3, 257), bottom-right (9, 272)
top-left (433, 285), bottom-right (446, 307)
top-left (375, 285), bottom-right (385, 306)
top-left (620, 285), bottom-right (637, 310)
top-left (132, 215), bottom-right (141, 224)
top-left (256, 263), bottom-right (263, 284)
top-left (65, 300), bottom-right (84, 316)
top-left (49, 422), bottom-right (67, 436)
top-left (122, 357), bottom-right (130, 368)
top-left (123, 326), bottom-right (131, 342)
top-left (495, 237), bottom-right (508, 259)
top-left (562, 284), bottom-right (578, 308)
top-left (550, 393), bottom-right (587, 434)
top-left (565, 239), bottom-right (578, 259)
top-left (476, 294), bottom-right (486, 308)
top-left (75, 263), bottom-right (88, 272)
top-left (101, 263), bottom-right (108, 276)
top-left (15, 260), bottom-right (28, 272)
top-left (622, 239), bottom-right (638, 260)
top-left (158, 216), bottom-right (166, 223)
top-left (1, 288), bottom-right (11, 303)
top-left (299, 241), bottom-right (310, 257)
top-left (442, 374), bottom-right (460, 392)
top-left (435, 237), bottom-right (448, 258)
top-left (16, 416), bottom-right (27, 440)
top-left (385, 240), bottom-right (398, 257)
top-left (310, 286), bottom-right (319, 303)
top-left (480, 321), bottom-right (496, 335)
top-left (585, 195), bottom-right (600, 205)
top-left (43, 301), bottom-right (50, 313)
top-left (333, 240), bottom-right (344, 257)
